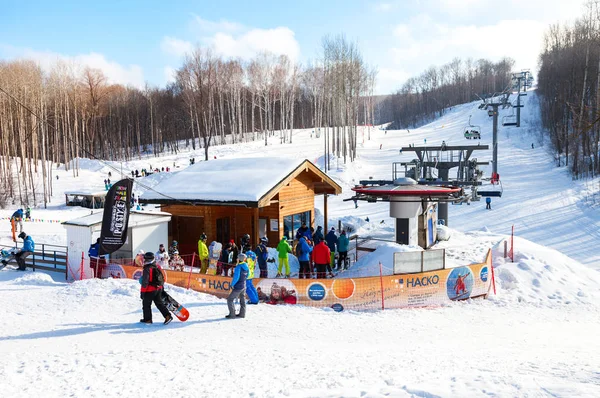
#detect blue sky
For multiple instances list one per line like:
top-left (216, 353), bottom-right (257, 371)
top-left (0, 0), bottom-right (586, 94)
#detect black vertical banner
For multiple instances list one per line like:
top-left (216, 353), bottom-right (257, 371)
top-left (99, 178), bottom-right (133, 255)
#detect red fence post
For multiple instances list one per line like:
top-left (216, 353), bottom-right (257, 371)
top-left (379, 261), bottom-right (385, 310)
top-left (186, 253), bottom-right (197, 290)
top-left (510, 225), bottom-right (514, 262)
top-left (79, 252), bottom-right (84, 281)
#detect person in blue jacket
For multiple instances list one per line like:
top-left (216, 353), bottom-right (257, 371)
top-left (15, 231), bottom-right (34, 271)
top-left (485, 197), bottom-right (492, 210)
top-left (11, 208), bottom-right (24, 233)
top-left (296, 236), bottom-right (313, 279)
top-left (226, 253), bottom-right (249, 319)
top-left (245, 250), bottom-right (259, 304)
top-left (295, 223), bottom-right (312, 242)
top-left (337, 230), bottom-right (350, 270)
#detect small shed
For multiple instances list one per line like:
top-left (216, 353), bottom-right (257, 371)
top-left (65, 190), bottom-right (107, 209)
top-left (63, 210), bottom-right (171, 279)
top-left (140, 158), bottom-right (342, 255)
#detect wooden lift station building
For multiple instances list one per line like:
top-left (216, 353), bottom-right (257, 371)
top-left (140, 158), bottom-right (342, 255)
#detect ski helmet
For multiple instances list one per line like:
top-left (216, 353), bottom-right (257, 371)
top-left (143, 252), bottom-right (155, 264)
top-left (18, 232), bottom-right (26, 239)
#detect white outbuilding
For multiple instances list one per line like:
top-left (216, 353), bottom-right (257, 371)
top-left (63, 210), bottom-right (171, 280)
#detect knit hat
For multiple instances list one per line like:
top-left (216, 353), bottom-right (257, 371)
top-left (237, 253), bottom-right (247, 262)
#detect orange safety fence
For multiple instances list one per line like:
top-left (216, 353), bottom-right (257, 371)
top-left (92, 249), bottom-right (494, 311)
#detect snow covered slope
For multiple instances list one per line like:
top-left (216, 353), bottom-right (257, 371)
top-left (1, 88), bottom-right (600, 397)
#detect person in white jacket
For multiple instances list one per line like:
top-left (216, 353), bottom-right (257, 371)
top-left (155, 244), bottom-right (170, 269)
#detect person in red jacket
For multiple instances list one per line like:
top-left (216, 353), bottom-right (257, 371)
top-left (312, 241), bottom-right (331, 279)
top-left (140, 252), bottom-right (172, 325)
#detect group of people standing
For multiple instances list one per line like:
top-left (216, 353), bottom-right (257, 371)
top-left (294, 223), bottom-right (350, 279)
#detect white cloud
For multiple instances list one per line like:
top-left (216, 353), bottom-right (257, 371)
top-left (209, 27), bottom-right (300, 61)
top-left (374, 3), bottom-right (393, 11)
top-left (191, 14), bottom-right (243, 34)
top-left (160, 36), bottom-right (194, 57)
top-left (0, 45), bottom-right (145, 88)
top-left (162, 16), bottom-right (301, 62)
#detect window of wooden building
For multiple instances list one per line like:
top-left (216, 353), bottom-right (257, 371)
top-left (283, 210), bottom-right (311, 240)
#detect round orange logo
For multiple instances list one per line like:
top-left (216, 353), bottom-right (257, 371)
top-left (332, 278), bottom-right (355, 300)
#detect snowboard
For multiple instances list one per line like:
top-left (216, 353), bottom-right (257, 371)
top-left (0, 248), bottom-right (16, 270)
top-left (207, 241), bottom-right (222, 275)
top-left (161, 290), bottom-right (189, 322)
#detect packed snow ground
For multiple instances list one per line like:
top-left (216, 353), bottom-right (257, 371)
top-left (1, 88), bottom-right (600, 397)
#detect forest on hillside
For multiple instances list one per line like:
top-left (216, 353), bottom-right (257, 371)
top-left (537, 1), bottom-right (600, 178)
top-left (379, 57), bottom-right (515, 129)
top-left (0, 35), bottom-right (376, 207)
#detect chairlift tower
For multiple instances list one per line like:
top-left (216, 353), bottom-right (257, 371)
top-left (397, 144), bottom-right (489, 226)
top-left (485, 102), bottom-right (502, 176)
top-left (511, 70), bottom-right (531, 128)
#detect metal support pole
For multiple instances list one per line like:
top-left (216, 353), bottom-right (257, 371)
top-left (516, 79), bottom-right (521, 128)
top-left (492, 105), bottom-right (498, 175)
top-left (438, 168), bottom-right (449, 226)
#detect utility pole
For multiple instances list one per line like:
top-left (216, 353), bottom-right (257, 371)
top-left (485, 103), bottom-right (501, 175)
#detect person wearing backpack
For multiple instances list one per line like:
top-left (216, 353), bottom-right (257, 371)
top-left (140, 252), bottom-right (172, 325)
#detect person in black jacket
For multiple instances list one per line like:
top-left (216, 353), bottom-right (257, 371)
top-left (140, 252), bottom-right (172, 325)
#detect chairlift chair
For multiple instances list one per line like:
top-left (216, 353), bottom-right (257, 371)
top-left (478, 179), bottom-right (503, 197)
top-left (502, 107), bottom-right (517, 126)
top-left (463, 115), bottom-right (482, 139)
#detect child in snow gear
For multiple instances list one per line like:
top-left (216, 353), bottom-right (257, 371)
top-left (276, 237), bottom-right (292, 277)
top-left (197, 233), bottom-right (209, 274)
top-left (245, 250), bottom-right (259, 304)
top-left (226, 253), bottom-right (249, 319)
top-left (139, 252), bottom-right (172, 325)
top-left (486, 197), bottom-right (492, 210)
top-left (25, 207), bottom-right (31, 221)
top-left (169, 250), bottom-right (185, 271)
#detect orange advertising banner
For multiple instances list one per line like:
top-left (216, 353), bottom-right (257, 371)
top-left (101, 250), bottom-right (493, 311)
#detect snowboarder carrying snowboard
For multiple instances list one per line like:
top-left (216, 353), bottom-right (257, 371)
top-left (139, 252), bottom-right (172, 325)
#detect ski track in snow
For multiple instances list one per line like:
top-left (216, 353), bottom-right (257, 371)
top-left (1, 88), bottom-right (600, 397)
